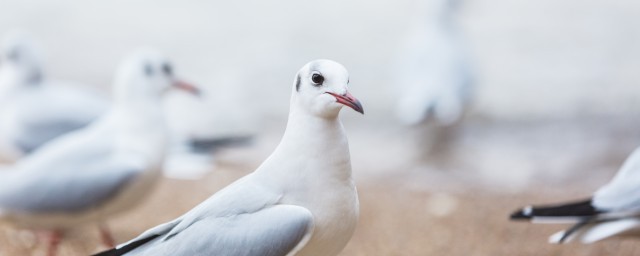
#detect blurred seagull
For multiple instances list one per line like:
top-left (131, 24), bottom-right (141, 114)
top-left (510, 147), bottom-right (640, 243)
top-left (94, 59), bottom-right (363, 256)
top-left (0, 49), bottom-right (199, 256)
top-left (394, 0), bottom-right (473, 126)
top-left (0, 31), bottom-right (108, 159)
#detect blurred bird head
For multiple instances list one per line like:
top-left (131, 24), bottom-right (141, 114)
top-left (293, 59), bottom-right (363, 118)
top-left (0, 30), bottom-right (44, 85)
top-left (113, 49), bottom-right (199, 104)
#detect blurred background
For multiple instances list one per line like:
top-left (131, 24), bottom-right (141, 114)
top-left (1, 0), bottom-right (640, 255)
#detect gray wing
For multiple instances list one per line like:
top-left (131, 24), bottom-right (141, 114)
top-left (104, 205), bottom-right (314, 256)
top-left (0, 160), bottom-right (140, 213)
top-left (13, 118), bottom-right (91, 153)
top-left (11, 85), bottom-right (108, 153)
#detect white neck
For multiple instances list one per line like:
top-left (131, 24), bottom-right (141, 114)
top-left (111, 99), bottom-right (168, 167)
top-left (257, 98), bottom-right (352, 184)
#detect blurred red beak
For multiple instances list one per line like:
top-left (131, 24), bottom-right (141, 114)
top-left (173, 80), bottom-right (201, 96)
top-left (326, 91), bottom-right (364, 114)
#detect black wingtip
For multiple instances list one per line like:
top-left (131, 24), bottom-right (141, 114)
top-left (508, 198), bottom-right (601, 221)
top-left (91, 234), bottom-right (160, 256)
top-left (92, 247), bottom-right (119, 256)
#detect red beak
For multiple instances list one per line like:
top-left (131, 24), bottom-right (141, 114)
top-left (326, 91), bottom-right (364, 114)
top-left (173, 80), bottom-right (201, 96)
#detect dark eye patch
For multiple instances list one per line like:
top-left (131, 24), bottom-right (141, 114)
top-left (295, 74), bottom-right (301, 91)
top-left (311, 73), bottom-right (324, 86)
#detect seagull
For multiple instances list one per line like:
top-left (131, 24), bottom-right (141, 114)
top-left (394, 0), bottom-right (473, 126)
top-left (0, 49), bottom-right (199, 256)
top-left (510, 147), bottom-right (640, 243)
top-left (94, 59), bottom-right (364, 256)
top-left (0, 31), bottom-right (109, 160)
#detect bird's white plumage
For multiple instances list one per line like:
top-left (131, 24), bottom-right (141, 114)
top-left (109, 59), bottom-right (360, 256)
top-left (0, 31), bottom-right (108, 159)
top-left (593, 147), bottom-right (640, 211)
top-left (394, 0), bottom-right (472, 125)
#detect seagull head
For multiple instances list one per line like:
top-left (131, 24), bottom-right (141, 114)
top-left (114, 49), bottom-right (199, 103)
top-left (293, 59), bottom-right (363, 118)
top-left (0, 31), bottom-right (44, 85)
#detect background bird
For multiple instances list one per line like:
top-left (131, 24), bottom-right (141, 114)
top-left (510, 146), bottom-right (640, 244)
top-left (0, 49), bottom-right (198, 256)
top-left (393, 0), bottom-right (474, 163)
top-left (94, 59), bottom-right (363, 256)
top-left (0, 31), bottom-right (108, 160)
top-left (394, 0), bottom-right (473, 127)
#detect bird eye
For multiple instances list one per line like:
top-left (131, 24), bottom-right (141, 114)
top-left (311, 73), bottom-right (324, 86)
top-left (162, 63), bottom-right (173, 76)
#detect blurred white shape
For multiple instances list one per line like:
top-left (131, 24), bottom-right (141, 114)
top-left (0, 30), bottom-right (108, 160)
top-left (163, 141), bottom-right (216, 180)
top-left (0, 49), bottom-right (195, 255)
top-left (426, 192), bottom-right (458, 217)
top-left (394, 0), bottom-right (473, 126)
top-left (162, 88), bottom-right (217, 179)
top-left (162, 68), bottom-right (254, 179)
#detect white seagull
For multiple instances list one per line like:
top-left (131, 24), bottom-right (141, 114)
top-left (511, 146), bottom-right (640, 243)
top-left (0, 31), bottom-right (109, 159)
top-left (94, 59), bottom-right (364, 256)
top-left (394, 0), bottom-right (473, 126)
top-left (0, 49), bottom-right (199, 256)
